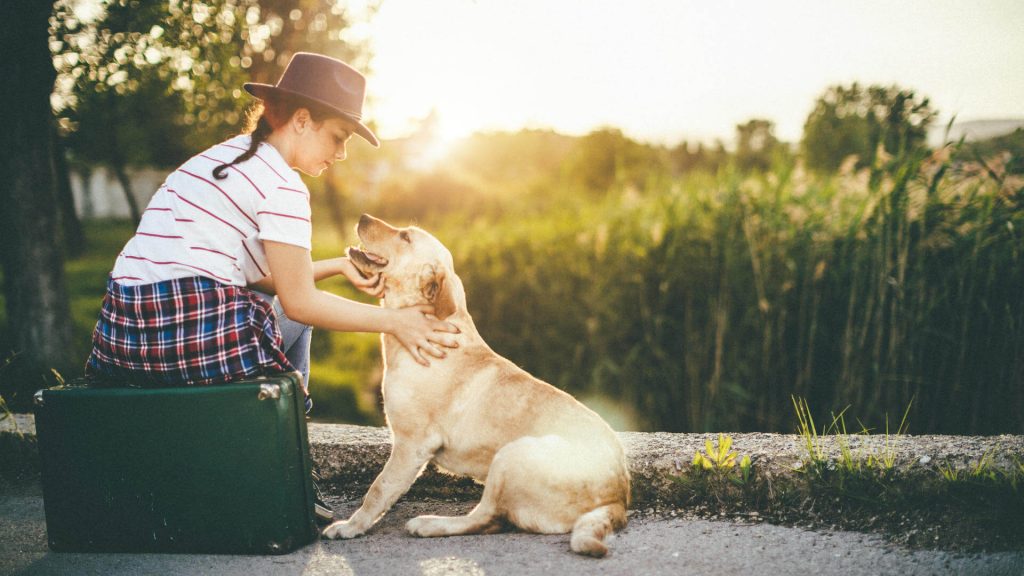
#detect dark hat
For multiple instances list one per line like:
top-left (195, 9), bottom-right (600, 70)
top-left (244, 52), bottom-right (380, 147)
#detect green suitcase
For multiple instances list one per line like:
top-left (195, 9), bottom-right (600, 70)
top-left (33, 372), bottom-right (319, 554)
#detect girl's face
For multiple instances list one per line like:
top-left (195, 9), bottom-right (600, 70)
top-left (294, 115), bottom-right (354, 176)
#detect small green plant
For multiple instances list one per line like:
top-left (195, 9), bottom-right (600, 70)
top-left (672, 434), bottom-right (757, 509)
top-left (690, 434), bottom-right (755, 488)
top-left (691, 436), bottom-right (754, 486)
top-left (792, 396), bottom-right (914, 475)
top-left (792, 396), bottom-right (825, 466)
top-left (789, 396), bottom-right (921, 502)
top-left (0, 393), bottom-right (11, 424)
top-left (737, 454), bottom-right (753, 485)
top-left (939, 450), bottom-right (1007, 484)
top-left (692, 434), bottom-right (739, 471)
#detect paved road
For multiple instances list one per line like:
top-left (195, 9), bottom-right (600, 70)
top-left (2, 485), bottom-right (1022, 576)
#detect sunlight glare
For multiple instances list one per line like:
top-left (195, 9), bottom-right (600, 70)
top-left (360, 0), bottom-right (1024, 146)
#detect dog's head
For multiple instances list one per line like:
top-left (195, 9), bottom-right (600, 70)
top-left (347, 214), bottom-right (464, 319)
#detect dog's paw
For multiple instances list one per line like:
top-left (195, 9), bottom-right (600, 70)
top-left (322, 520), bottom-right (364, 540)
top-left (406, 516), bottom-right (444, 538)
top-left (405, 516), bottom-right (429, 537)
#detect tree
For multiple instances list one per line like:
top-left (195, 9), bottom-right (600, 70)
top-left (735, 118), bottom-right (781, 172)
top-left (0, 0), bottom-right (75, 409)
top-left (54, 0), bottom-right (374, 160)
top-left (669, 140), bottom-right (729, 175)
top-left (53, 0), bottom-right (374, 229)
top-left (565, 128), bottom-right (670, 194)
top-left (801, 83), bottom-right (937, 173)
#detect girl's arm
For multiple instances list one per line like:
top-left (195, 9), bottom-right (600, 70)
top-left (249, 256), bottom-right (368, 294)
top-left (262, 240), bottom-right (457, 366)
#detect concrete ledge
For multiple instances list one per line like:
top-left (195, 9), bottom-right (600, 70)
top-left (309, 424), bottom-right (1024, 505)
top-left (6, 414), bottom-right (1022, 506)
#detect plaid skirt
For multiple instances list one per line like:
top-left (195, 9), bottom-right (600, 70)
top-left (85, 276), bottom-right (294, 387)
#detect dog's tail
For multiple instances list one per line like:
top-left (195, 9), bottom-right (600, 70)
top-left (569, 502), bottom-right (627, 558)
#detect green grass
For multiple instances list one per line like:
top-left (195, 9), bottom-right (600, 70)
top-left (404, 146), bottom-right (1024, 434)
top-left (0, 219), bottom-right (132, 381)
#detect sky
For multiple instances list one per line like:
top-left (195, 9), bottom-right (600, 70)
top-left (356, 0), bottom-right (1024, 149)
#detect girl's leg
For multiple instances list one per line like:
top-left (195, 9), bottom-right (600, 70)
top-left (255, 290), bottom-right (331, 521)
top-left (255, 291), bottom-right (314, 413)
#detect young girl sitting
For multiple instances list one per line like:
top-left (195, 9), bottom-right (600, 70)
top-left (85, 52), bottom-right (459, 521)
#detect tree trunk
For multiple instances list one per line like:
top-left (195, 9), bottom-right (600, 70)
top-left (0, 0), bottom-right (75, 408)
top-left (112, 160), bottom-right (142, 225)
top-left (53, 127), bottom-right (87, 256)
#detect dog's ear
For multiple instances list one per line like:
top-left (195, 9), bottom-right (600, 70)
top-left (420, 264), bottom-right (456, 320)
top-left (433, 274), bottom-right (456, 320)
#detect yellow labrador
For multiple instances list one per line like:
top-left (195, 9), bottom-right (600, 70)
top-left (322, 214), bottom-right (630, 557)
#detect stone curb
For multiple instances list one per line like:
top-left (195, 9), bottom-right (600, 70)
top-left (308, 424), bottom-right (1024, 505)
top-left (4, 414), bottom-right (1023, 505)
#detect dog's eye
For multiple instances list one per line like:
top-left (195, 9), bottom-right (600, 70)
top-left (399, 231), bottom-right (411, 243)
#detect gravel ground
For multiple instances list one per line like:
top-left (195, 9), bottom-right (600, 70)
top-left (3, 484), bottom-right (1023, 576)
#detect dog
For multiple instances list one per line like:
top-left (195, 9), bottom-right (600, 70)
top-left (322, 214), bottom-right (630, 557)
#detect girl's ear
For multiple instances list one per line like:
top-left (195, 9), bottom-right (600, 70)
top-left (291, 107), bottom-right (312, 131)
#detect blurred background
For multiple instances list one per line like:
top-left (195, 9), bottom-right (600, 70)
top-left (1, 0), bottom-right (1022, 434)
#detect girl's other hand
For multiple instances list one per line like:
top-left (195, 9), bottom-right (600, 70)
top-left (390, 304), bottom-right (460, 366)
top-left (339, 257), bottom-right (385, 298)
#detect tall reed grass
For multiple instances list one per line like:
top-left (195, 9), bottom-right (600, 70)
top-left (435, 147), bottom-right (1023, 433)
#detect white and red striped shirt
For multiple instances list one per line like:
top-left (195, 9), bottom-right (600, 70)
top-left (111, 134), bottom-right (312, 287)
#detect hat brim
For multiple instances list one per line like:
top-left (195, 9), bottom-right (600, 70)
top-left (243, 83), bottom-right (380, 148)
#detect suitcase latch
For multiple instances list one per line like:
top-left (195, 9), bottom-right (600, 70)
top-left (34, 389), bottom-right (45, 407)
top-left (257, 383), bottom-right (281, 401)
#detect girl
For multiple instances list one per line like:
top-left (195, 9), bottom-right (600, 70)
top-left (85, 52), bottom-right (459, 520)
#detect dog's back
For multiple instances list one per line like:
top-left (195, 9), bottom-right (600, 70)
top-left (384, 313), bottom-right (631, 556)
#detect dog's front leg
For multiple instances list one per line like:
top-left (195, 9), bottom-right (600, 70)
top-left (322, 434), bottom-right (440, 539)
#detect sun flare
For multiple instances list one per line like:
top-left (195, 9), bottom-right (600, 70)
top-left (360, 0), bottom-right (1023, 146)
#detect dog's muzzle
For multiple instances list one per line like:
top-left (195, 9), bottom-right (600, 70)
top-left (347, 246), bottom-right (388, 278)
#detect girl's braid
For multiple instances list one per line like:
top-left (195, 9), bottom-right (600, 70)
top-left (212, 105), bottom-right (271, 180)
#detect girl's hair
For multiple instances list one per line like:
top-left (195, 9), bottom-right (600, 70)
top-left (212, 94), bottom-right (339, 180)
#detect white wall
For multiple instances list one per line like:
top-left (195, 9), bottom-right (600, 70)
top-left (71, 166), bottom-right (169, 219)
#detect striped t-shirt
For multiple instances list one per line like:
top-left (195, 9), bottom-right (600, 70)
top-left (110, 134), bottom-right (312, 287)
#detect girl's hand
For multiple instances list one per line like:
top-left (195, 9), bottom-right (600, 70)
top-left (390, 304), bottom-right (460, 366)
top-left (337, 257), bottom-right (385, 298)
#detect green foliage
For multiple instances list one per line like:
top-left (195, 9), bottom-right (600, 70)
top-left (670, 140), bottom-right (728, 174)
top-left (958, 128), bottom-right (1024, 175)
top-left (689, 434), bottom-right (753, 488)
top-left (674, 434), bottom-right (757, 508)
top-left (735, 118), bottom-right (785, 173)
top-left (51, 0), bottom-right (374, 165)
top-left (937, 452), bottom-right (1023, 519)
top-left (937, 450), bottom-right (1022, 489)
top-left (418, 133), bottom-right (1023, 433)
top-left (692, 434), bottom-right (738, 471)
top-left (789, 396), bottom-right (919, 504)
top-left (562, 128), bottom-right (673, 195)
top-left (801, 83), bottom-right (937, 172)
top-left (12, 101), bottom-right (1023, 430)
